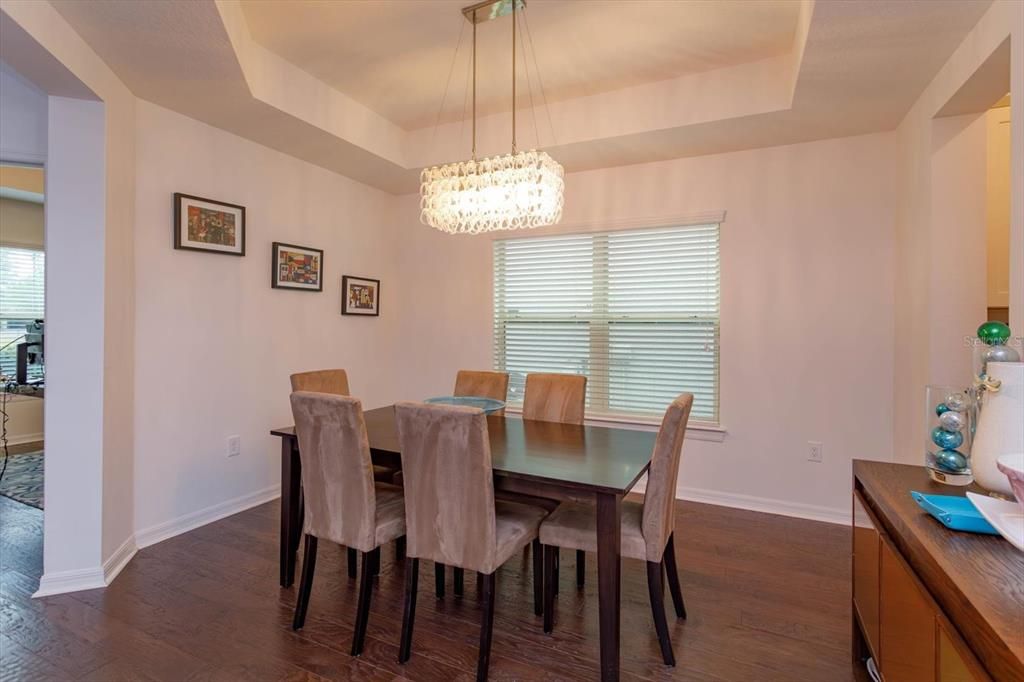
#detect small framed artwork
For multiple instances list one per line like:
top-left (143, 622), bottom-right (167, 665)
top-left (271, 242), bottom-right (324, 291)
top-left (342, 275), bottom-right (380, 316)
top-left (173, 193), bottom-right (246, 256)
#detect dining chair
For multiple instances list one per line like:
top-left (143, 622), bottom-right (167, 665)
top-left (521, 372), bottom-right (588, 590)
top-left (454, 369), bottom-right (509, 404)
top-left (538, 393), bottom-right (694, 666)
top-left (394, 401), bottom-right (548, 681)
top-left (290, 369), bottom-right (403, 577)
top-left (424, 369), bottom-right (512, 595)
top-left (522, 373), bottom-right (587, 425)
top-left (288, 392), bottom-right (407, 656)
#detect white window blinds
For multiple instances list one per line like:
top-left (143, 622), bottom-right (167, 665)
top-left (493, 223), bottom-right (720, 424)
top-left (0, 246), bottom-right (45, 381)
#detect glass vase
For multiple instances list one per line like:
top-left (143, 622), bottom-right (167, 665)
top-left (925, 384), bottom-right (974, 486)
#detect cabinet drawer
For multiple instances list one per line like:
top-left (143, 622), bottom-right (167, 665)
top-left (880, 538), bottom-right (935, 681)
top-left (853, 491), bottom-right (881, 657)
top-left (937, 621), bottom-right (990, 682)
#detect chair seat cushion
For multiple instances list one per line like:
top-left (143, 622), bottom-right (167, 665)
top-left (373, 483), bottom-right (406, 547)
top-left (491, 500), bottom-right (550, 569)
top-left (538, 500), bottom-right (649, 562)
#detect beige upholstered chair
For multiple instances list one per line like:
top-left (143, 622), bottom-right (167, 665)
top-left (289, 392), bottom-right (406, 656)
top-left (289, 369), bottom-right (401, 578)
top-left (454, 370), bottom-right (509, 403)
top-left (538, 393), bottom-right (694, 666)
top-left (394, 402), bottom-right (548, 680)
top-left (521, 372), bottom-right (588, 590)
top-left (522, 373), bottom-right (587, 425)
top-left (290, 368), bottom-right (351, 396)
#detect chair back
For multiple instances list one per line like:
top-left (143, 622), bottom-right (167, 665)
top-left (289, 391), bottom-right (377, 551)
top-left (522, 373), bottom-right (587, 425)
top-left (454, 370), bottom-right (509, 402)
top-left (641, 393), bottom-right (694, 561)
top-left (394, 401), bottom-right (499, 573)
top-left (290, 369), bottom-right (350, 396)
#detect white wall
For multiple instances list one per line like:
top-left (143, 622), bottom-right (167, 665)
top-left (892, 0), bottom-right (1024, 462)
top-left (132, 100), bottom-right (403, 540)
top-left (0, 59), bottom-right (46, 163)
top-left (928, 113), bottom-right (989, 387)
top-left (395, 132), bottom-right (897, 522)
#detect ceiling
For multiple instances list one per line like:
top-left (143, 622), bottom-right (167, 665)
top-left (241, 0), bottom-right (802, 130)
top-left (22, 0), bottom-right (994, 193)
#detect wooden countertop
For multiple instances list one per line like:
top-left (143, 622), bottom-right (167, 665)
top-left (853, 460), bottom-right (1024, 681)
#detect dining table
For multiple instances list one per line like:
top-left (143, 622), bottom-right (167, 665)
top-left (271, 405), bottom-right (657, 682)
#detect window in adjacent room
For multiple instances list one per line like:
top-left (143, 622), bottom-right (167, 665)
top-left (0, 245), bottom-right (45, 381)
top-left (493, 222), bottom-right (720, 425)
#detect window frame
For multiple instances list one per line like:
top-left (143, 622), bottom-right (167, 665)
top-left (0, 243), bottom-right (46, 383)
top-left (491, 213), bottom-right (724, 433)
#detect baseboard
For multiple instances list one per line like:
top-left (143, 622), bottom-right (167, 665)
top-left (675, 484), bottom-right (848, 525)
top-left (6, 432), bottom-right (44, 446)
top-left (102, 535), bottom-right (138, 584)
top-left (33, 566), bottom-right (106, 598)
top-left (134, 484), bottom-right (281, 549)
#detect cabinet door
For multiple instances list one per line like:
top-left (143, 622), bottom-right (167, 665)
top-left (880, 539), bottom-right (935, 682)
top-left (852, 492), bottom-right (880, 656)
top-left (937, 622), bottom-right (989, 682)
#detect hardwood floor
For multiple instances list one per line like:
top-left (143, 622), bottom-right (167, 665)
top-left (0, 494), bottom-right (867, 681)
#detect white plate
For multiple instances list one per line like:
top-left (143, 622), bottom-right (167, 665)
top-left (966, 492), bottom-right (1024, 552)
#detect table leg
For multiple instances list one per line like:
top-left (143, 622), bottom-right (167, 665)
top-left (280, 437), bottom-right (302, 587)
top-left (595, 492), bottom-right (622, 682)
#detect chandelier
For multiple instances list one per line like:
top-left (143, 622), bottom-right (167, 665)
top-left (420, 0), bottom-right (564, 235)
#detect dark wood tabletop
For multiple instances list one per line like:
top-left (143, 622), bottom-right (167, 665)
top-left (273, 405), bottom-right (657, 494)
top-left (853, 460), bottom-right (1024, 680)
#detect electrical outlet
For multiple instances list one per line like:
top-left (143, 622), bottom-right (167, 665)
top-left (808, 441), bottom-right (823, 463)
top-left (227, 435), bottom-right (241, 457)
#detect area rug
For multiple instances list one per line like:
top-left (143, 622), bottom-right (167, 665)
top-left (0, 451), bottom-right (43, 509)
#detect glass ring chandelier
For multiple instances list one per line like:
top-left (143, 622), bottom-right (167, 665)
top-left (420, 0), bottom-right (564, 235)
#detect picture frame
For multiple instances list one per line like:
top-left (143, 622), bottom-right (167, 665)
top-left (271, 242), bottom-right (324, 291)
top-left (173, 193), bottom-right (246, 256)
top-left (341, 275), bottom-right (380, 316)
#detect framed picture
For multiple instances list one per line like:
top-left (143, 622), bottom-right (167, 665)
top-left (342, 275), bottom-right (380, 316)
top-left (173, 193), bottom-right (246, 256)
top-left (271, 242), bottom-right (324, 291)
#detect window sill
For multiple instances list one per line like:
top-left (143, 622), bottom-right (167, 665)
top-left (503, 407), bottom-right (726, 442)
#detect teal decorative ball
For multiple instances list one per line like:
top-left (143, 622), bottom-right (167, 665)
top-left (934, 449), bottom-right (968, 473)
top-left (935, 403), bottom-right (951, 417)
top-left (931, 426), bottom-right (963, 450)
top-left (977, 321), bottom-right (1012, 346)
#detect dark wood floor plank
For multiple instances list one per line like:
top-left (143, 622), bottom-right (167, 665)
top-left (0, 493), bottom-right (866, 680)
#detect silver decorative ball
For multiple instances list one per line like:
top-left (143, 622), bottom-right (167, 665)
top-left (938, 410), bottom-right (965, 432)
top-left (983, 345), bottom-right (1022, 366)
top-left (944, 392), bottom-right (968, 412)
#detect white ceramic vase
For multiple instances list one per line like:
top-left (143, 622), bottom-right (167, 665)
top-left (971, 362), bottom-right (1024, 497)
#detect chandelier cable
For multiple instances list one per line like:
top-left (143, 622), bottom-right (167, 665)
top-left (511, 0), bottom-right (517, 154)
top-left (522, 10), bottom-right (557, 147)
top-left (430, 19), bottom-right (467, 154)
top-left (518, 11), bottom-right (541, 149)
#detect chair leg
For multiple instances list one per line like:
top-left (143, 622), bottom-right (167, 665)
top-left (476, 572), bottom-right (497, 682)
top-left (371, 547), bottom-right (381, 577)
top-left (664, 533), bottom-right (687, 619)
top-left (351, 550), bottom-right (375, 656)
top-left (553, 547), bottom-right (560, 596)
top-left (543, 544), bottom-right (556, 633)
top-left (532, 538), bottom-right (543, 616)
top-left (398, 557), bottom-right (419, 663)
top-left (435, 563), bottom-right (446, 598)
top-left (647, 560), bottom-right (675, 666)
top-left (396, 535), bottom-right (406, 562)
top-left (576, 550), bottom-right (585, 589)
top-left (454, 567), bottom-right (464, 596)
top-left (347, 547), bottom-right (357, 580)
top-left (292, 535), bottom-right (318, 630)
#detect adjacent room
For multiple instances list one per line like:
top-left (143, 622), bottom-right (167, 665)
top-left (0, 1), bottom-right (1020, 681)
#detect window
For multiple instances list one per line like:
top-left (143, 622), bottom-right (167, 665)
top-left (493, 222), bottom-right (720, 425)
top-left (0, 245), bottom-right (45, 381)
